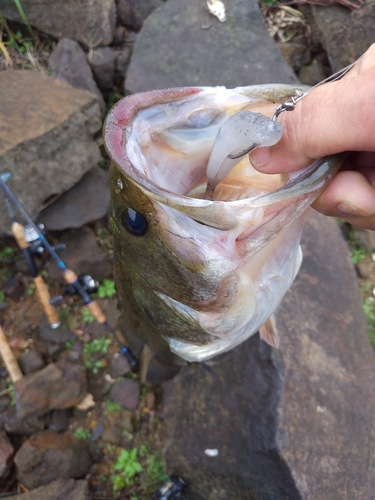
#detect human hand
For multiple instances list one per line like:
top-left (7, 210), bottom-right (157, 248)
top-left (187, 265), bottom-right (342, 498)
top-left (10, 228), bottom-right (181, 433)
top-left (250, 44), bottom-right (375, 230)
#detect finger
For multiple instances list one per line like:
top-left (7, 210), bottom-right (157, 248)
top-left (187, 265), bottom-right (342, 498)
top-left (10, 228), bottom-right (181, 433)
top-left (250, 65), bottom-right (375, 173)
top-left (312, 170), bottom-right (375, 229)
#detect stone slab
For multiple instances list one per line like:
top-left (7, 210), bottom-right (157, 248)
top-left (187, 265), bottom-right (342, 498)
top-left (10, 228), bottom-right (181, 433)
top-left (125, 0), bottom-right (297, 94)
top-left (1, 0), bottom-right (115, 46)
top-left (162, 213), bottom-right (375, 500)
top-left (38, 167), bottom-right (110, 231)
top-left (0, 70), bottom-right (101, 235)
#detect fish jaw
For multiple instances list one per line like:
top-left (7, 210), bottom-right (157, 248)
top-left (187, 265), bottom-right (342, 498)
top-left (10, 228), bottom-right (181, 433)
top-left (105, 85), bottom-right (344, 362)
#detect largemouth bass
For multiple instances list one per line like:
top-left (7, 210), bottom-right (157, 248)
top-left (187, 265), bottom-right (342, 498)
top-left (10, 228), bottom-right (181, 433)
top-left (104, 85), bottom-right (344, 363)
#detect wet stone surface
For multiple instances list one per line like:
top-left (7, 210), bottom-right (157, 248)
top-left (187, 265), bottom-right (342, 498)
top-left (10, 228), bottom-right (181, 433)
top-left (14, 430), bottom-right (91, 489)
top-left (162, 213), bottom-right (375, 500)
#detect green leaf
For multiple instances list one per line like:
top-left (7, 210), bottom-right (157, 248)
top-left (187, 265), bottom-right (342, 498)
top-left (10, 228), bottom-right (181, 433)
top-left (12, 0), bottom-right (35, 38)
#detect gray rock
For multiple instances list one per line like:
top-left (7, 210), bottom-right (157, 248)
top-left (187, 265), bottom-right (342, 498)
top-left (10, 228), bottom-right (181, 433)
top-left (118, 0), bottom-right (163, 31)
top-left (0, 429), bottom-right (13, 479)
top-left (125, 0), bottom-right (297, 94)
top-left (48, 409), bottom-right (71, 433)
top-left (48, 38), bottom-right (106, 114)
top-left (1, 409), bottom-right (45, 436)
top-left (109, 353), bottom-right (131, 378)
top-left (39, 317), bottom-right (77, 344)
top-left (0, 70), bottom-right (101, 236)
top-left (19, 349), bottom-right (45, 375)
top-left (89, 47), bottom-right (117, 91)
top-left (0, 478), bottom-right (88, 500)
top-left (162, 213), bottom-right (375, 500)
top-left (15, 361), bottom-right (87, 419)
top-left (109, 379), bottom-right (140, 410)
top-left (0, 0), bottom-right (115, 46)
top-left (311, 3), bottom-right (375, 72)
top-left (38, 167), bottom-right (110, 231)
top-left (116, 45), bottom-right (133, 78)
top-left (46, 227), bottom-right (112, 283)
top-left (14, 431), bottom-right (91, 489)
top-left (298, 57), bottom-right (330, 86)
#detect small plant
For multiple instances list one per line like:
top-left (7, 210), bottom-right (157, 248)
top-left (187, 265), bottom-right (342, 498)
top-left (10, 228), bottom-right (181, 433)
top-left (82, 307), bottom-right (95, 324)
top-left (144, 452), bottom-right (168, 490)
top-left (8, 384), bottom-right (15, 407)
top-left (97, 279), bottom-right (116, 299)
top-left (26, 283), bottom-right (35, 295)
top-left (65, 340), bottom-right (74, 349)
top-left (111, 448), bottom-right (143, 491)
top-left (363, 298), bottom-right (375, 347)
top-left (0, 247), bottom-right (15, 260)
top-left (105, 399), bottom-right (123, 414)
top-left (82, 337), bottom-right (112, 374)
top-left (74, 427), bottom-right (91, 440)
top-left (0, 291), bottom-right (5, 303)
top-left (350, 248), bottom-right (367, 264)
top-left (139, 444), bottom-right (148, 457)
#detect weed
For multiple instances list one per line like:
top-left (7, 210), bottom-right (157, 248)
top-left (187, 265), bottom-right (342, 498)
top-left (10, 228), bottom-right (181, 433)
top-left (144, 452), bottom-right (168, 490)
top-left (139, 444), bottom-right (148, 457)
top-left (26, 283), bottom-right (35, 295)
top-left (58, 306), bottom-right (76, 330)
top-left (82, 307), bottom-right (95, 324)
top-left (99, 474), bottom-right (107, 482)
top-left (0, 247), bottom-right (15, 261)
top-left (0, 291), bottom-right (5, 303)
top-left (97, 279), bottom-right (116, 299)
top-left (83, 338), bottom-right (112, 374)
top-left (111, 448), bottom-right (143, 491)
top-left (8, 384), bottom-right (15, 407)
top-left (83, 338), bottom-right (112, 355)
top-left (350, 248), bottom-right (367, 265)
top-left (74, 427), bottom-right (91, 440)
top-left (106, 444), bottom-right (116, 453)
top-left (105, 399), bottom-right (123, 414)
top-left (65, 340), bottom-right (74, 349)
top-left (363, 298), bottom-right (375, 347)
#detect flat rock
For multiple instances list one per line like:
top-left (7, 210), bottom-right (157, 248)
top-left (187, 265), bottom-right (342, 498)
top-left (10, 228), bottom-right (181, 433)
top-left (0, 429), bottom-right (13, 480)
top-left (46, 227), bottom-right (112, 283)
top-left (15, 361), bottom-right (87, 419)
top-left (125, 0), bottom-right (297, 94)
top-left (14, 430), bottom-right (91, 489)
top-left (162, 213), bottom-right (375, 500)
top-left (38, 167), bottom-right (110, 231)
top-left (0, 70), bottom-right (101, 236)
top-left (311, 3), bottom-right (375, 71)
top-left (48, 38), bottom-right (105, 115)
top-left (1, 0), bottom-right (115, 45)
top-left (109, 378), bottom-right (140, 410)
top-left (0, 478), bottom-right (88, 500)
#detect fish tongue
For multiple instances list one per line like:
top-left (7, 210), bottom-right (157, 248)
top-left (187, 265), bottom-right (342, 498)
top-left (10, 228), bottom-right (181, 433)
top-left (204, 111), bottom-right (284, 200)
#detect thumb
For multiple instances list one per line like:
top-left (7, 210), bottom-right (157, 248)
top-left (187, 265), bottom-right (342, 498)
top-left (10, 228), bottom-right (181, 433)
top-left (250, 67), bottom-right (375, 173)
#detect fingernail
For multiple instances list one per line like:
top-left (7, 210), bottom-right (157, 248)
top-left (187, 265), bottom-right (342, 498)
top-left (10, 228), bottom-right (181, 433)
top-left (336, 202), bottom-right (369, 217)
top-left (249, 147), bottom-right (270, 168)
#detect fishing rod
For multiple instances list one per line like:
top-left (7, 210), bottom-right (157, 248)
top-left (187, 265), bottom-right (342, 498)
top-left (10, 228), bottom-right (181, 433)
top-left (0, 174), bottom-right (138, 369)
top-left (0, 175), bottom-right (60, 329)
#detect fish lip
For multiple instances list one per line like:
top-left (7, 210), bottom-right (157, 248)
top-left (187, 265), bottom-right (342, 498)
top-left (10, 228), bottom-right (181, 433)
top-left (104, 86), bottom-right (238, 230)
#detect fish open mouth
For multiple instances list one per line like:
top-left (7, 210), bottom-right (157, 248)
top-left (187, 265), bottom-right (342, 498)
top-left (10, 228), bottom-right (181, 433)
top-left (104, 86), bottom-right (345, 362)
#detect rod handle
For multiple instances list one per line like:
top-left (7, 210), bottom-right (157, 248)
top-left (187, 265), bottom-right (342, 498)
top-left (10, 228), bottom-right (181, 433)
top-left (34, 275), bottom-right (60, 328)
top-left (87, 300), bottom-right (107, 324)
top-left (0, 325), bottom-right (23, 383)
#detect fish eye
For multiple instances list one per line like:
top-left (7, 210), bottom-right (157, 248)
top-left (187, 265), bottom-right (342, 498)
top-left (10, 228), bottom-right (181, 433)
top-left (122, 208), bottom-right (148, 236)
